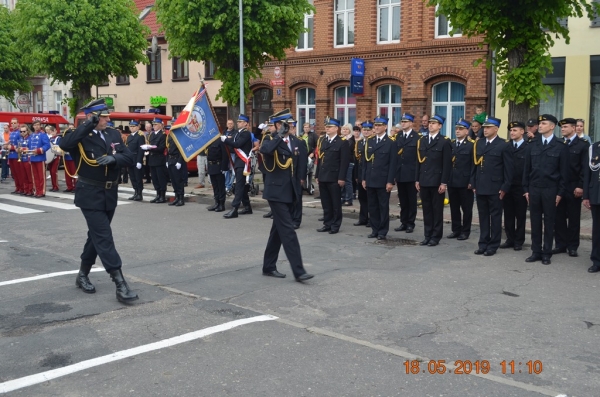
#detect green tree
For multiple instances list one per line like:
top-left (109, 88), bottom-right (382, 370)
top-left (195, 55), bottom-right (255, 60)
top-left (428, 0), bottom-right (595, 121)
top-left (0, 7), bottom-right (31, 103)
top-left (13, 0), bottom-right (149, 114)
top-left (155, 0), bottom-right (314, 109)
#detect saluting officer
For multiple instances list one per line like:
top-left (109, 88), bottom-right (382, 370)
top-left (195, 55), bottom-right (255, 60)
top-left (394, 113), bottom-right (419, 233)
top-left (553, 118), bottom-right (589, 257)
top-left (523, 114), bottom-right (569, 265)
top-left (126, 120), bottom-right (145, 201)
top-left (501, 121), bottom-right (529, 251)
top-left (58, 98), bottom-right (138, 303)
top-left (206, 130), bottom-right (230, 212)
top-left (354, 120), bottom-right (373, 227)
top-left (260, 109), bottom-right (312, 282)
top-left (415, 114), bottom-right (452, 246)
top-left (472, 117), bottom-right (513, 256)
top-left (143, 118), bottom-right (167, 203)
top-left (447, 118), bottom-right (475, 241)
top-left (315, 116), bottom-right (350, 234)
top-left (222, 114), bottom-right (253, 218)
top-left (362, 115), bottom-right (397, 240)
top-left (583, 141), bottom-right (600, 272)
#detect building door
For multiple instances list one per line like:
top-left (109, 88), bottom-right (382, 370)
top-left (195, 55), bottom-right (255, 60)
top-left (252, 88), bottom-right (273, 127)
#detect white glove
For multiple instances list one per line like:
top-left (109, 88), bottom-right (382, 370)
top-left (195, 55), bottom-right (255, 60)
top-left (136, 162), bottom-right (142, 169)
top-left (166, 162), bottom-right (169, 168)
top-left (175, 162), bottom-right (181, 170)
top-left (140, 144), bottom-right (149, 150)
top-left (222, 170), bottom-right (226, 175)
top-left (220, 136), bottom-right (227, 142)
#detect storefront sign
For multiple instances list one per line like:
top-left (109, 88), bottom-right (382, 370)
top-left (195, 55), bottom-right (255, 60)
top-left (104, 97), bottom-right (114, 107)
top-left (150, 96), bottom-right (168, 106)
top-left (270, 79), bottom-right (285, 86)
top-left (17, 94), bottom-right (31, 110)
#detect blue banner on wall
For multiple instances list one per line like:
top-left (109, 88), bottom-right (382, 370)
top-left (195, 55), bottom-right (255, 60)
top-left (351, 58), bottom-right (365, 77)
top-left (351, 75), bottom-right (364, 95)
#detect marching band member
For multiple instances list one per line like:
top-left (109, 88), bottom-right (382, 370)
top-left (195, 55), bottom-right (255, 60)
top-left (46, 125), bottom-right (61, 192)
top-left (6, 118), bottom-right (24, 194)
top-left (26, 121), bottom-right (50, 198)
top-left (19, 126), bottom-right (34, 196)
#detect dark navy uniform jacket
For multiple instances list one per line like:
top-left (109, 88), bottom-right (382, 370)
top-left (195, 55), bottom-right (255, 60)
top-left (448, 138), bottom-right (475, 189)
top-left (472, 137), bottom-right (513, 195)
top-left (584, 143), bottom-right (600, 205)
top-left (315, 135), bottom-right (350, 183)
top-left (206, 138), bottom-right (230, 174)
top-left (563, 135), bottom-right (589, 192)
top-left (509, 140), bottom-right (529, 194)
top-left (415, 133), bottom-right (452, 187)
top-left (126, 131), bottom-right (145, 165)
top-left (395, 130), bottom-right (419, 183)
top-left (523, 135), bottom-right (569, 196)
top-left (260, 134), bottom-right (307, 203)
top-left (224, 128), bottom-right (252, 169)
top-left (147, 130), bottom-right (166, 167)
top-left (361, 134), bottom-right (397, 188)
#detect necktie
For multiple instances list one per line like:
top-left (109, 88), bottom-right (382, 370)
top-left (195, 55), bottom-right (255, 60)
top-left (429, 136), bottom-right (432, 144)
top-left (96, 131), bottom-right (106, 142)
top-left (543, 139), bottom-right (548, 146)
top-left (486, 141), bottom-right (489, 147)
top-left (457, 141), bottom-right (460, 148)
top-left (405, 133), bottom-right (408, 140)
top-left (514, 142), bottom-right (517, 149)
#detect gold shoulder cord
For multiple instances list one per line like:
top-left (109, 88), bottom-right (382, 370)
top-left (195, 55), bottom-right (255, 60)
top-left (317, 136), bottom-right (325, 161)
top-left (354, 139), bottom-right (362, 161)
top-left (61, 127), bottom-right (107, 177)
top-left (261, 135), bottom-right (293, 175)
top-left (364, 137), bottom-right (374, 162)
top-left (473, 141), bottom-right (483, 166)
top-left (416, 137), bottom-right (427, 164)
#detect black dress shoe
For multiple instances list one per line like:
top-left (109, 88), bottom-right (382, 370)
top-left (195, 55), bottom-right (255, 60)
top-left (342, 201), bottom-right (353, 206)
top-left (542, 257), bottom-right (551, 265)
top-left (427, 241), bottom-right (438, 247)
top-left (483, 250), bottom-right (496, 256)
top-left (367, 233), bottom-right (377, 238)
top-left (263, 211), bottom-right (273, 218)
top-left (551, 247), bottom-right (566, 255)
top-left (474, 249), bottom-right (485, 255)
top-left (263, 270), bottom-right (286, 278)
top-left (420, 239), bottom-right (430, 246)
top-left (317, 226), bottom-right (331, 232)
top-left (588, 264), bottom-right (600, 273)
top-left (447, 232), bottom-right (460, 239)
top-left (499, 242), bottom-right (514, 249)
top-left (295, 273), bottom-right (314, 282)
top-left (328, 230), bottom-right (338, 234)
top-left (568, 250), bottom-right (578, 257)
top-left (239, 206), bottom-right (253, 215)
top-left (457, 234), bottom-right (468, 240)
top-left (513, 246), bottom-right (522, 251)
top-left (405, 227), bottom-right (414, 233)
top-left (395, 224), bottom-right (407, 232)
top-left (318, 217), bottom-right (324, 221)
top-left (525, 254), bottom-right (542, 263)
top-left (377, 235), bottom-right (386, 240)
top-left (354, 221), bottom-right (367, 226)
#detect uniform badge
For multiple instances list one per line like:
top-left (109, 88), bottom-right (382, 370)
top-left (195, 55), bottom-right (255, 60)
top-left (89, 133), bottom-right (93, 136)
top-left (111, 142), bottom-right (119, 155)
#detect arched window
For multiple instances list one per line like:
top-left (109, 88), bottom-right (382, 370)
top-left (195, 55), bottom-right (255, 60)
top-left (252, 88), bottom-right (272, 126)
top-left (296, 88), bottom-right (316, 128)
top-left (377, 84), bottom-right (402, 131)
top-left (432, 82), bottom-right (465, 138)
top-left (334, 86), bottom-right (356, 125)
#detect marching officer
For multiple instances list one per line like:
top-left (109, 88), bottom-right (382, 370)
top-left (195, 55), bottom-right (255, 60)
top-left (142, 118), bottom-right (167, 203)
top-left (206, 130), bottom-right (230, 212)
top-left (447, 118), bottom-right (475, 240)
top-left (222, 114), bottom-right (253, 218)
top-left (394, 113), bottom-right (419, 233)
top-left (260, 109), bottom-right (312, 282)
top-left (126, 120), bottom-right (145, 201)
top-left (287, 117), bottom-right (307, 229)
top-left (583, 140), bottom-right (600, 272)
top-left (553, 118), bottom-right (589, 257)
top-left (472, 116), bottom-right (513, 256)
top-left (523, 114), bottom-right (569, 265)
top-left (315, 116), bottom-right (350, 234)
top-left (361, 115), bottom-right (397, 240)
top-left (415, 114), bottom-right (452, 246)
top-left (354, 120), bottom-right (373, 227)
top-left (501, 121), bottom-right (529, 251)
top-left (58, 98), bottom-right (138, 303)
top-left (165, 131), bottom-right (185, 206)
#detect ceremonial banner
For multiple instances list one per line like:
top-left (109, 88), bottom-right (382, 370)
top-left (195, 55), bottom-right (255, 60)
top-left (170, 85), bottom-right (221, 162)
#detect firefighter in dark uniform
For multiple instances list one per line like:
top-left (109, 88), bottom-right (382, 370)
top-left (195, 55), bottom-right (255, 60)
top-left (288, 117), bottom-right (307, 229)
top-left (222, 114), bottom-right (253, 218)
top-left (126, 120), bottom-right (145, 201)
top-left (58, 98), bottom-right (138, 303)
top-left (553, 117), bottom-right (589, 257)
top-left (354, 120), bottom-right (373, 227)
top-left (583, 141), bottom-right (600, 272)
top-left (206, 132), bottom-right (230, 212)
top-left (501, 121), bottom-right (529, 251)
top-left (472, 116), bottom-right (513, 256)
top-left (523, 114), bottom-right (569, 265)
top-left (415, 114), bottom-right (452, 246)
top-left (315, 116), bottom-right (350, 234)
top-left (260, 109), bottom-right (312, 282)
top-left (394, 113), bottom-right (419, 233)
top-left (143, 118), bottom-right (167, 203)
top-left (165, 131), bottom-right (185, 206)
top-left (447, 118), bottom-right (475, 240)
top-left (361, 115), bottom-right (397, 240)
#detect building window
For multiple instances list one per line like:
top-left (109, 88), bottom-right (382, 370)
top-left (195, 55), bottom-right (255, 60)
top-left (116, 75), bottom-right (130, 85)
top-left (129, 106), bottom-right (145, 113)
top-left (296, 88), bottom-right (316, 128)
top-left (435, 6), bottom-right (462, 38)
top-left (172, 105), bottom-right (185, 119)
top-left (590, 55), bottom-right (600, 141)
top-left (591, 0), bottom-right (600, 27)
top-left (539, 57), bottom-right (566, 125)
top-left (296, 0), bottom-right (314, 50)
top-left (172, 57), bottom-right (189, 81)
top-left (205, 61), bottom-right (216, 79)
top-left (334, 0), bottom-right (355, 47)
top-left (378, 0), bottom-right (400, 43)
top-left (432, 81), bottom-right (465, 138)
top-left (334, 86), bottom-right (356, 126)
top-left (377, 84), bottom-right (402, 131)
top-left (252, 88), bottom-right (273, 126)
top-left (147, 48), bottom-right (161, 82)
top-left (54, 91), bottom-right (62, 112)
top-left (98, 80), bottom-right (110, 87)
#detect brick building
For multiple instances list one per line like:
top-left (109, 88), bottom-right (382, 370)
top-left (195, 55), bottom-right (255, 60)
top-left (248, 0), bottom-right (490, 138)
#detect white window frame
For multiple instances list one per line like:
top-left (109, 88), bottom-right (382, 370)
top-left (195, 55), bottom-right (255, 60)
top-left (432, 81), bottom-right (466, 138)
top-left (54, 91), bottom-right (62, 112)
top-left (334, 0), bottom-right (355, 48)
top-left (377, 84), bottom-right (402, 131)
top-left (334, 86), bottom-right (356, 126)
top-left (296, 87), bottom-right (316, 128)
top-left (377, 0), bottom-right (401, 44)
top-left (435, 6), bottom-right (462, 38)
top-left (296, 0), bottom-right (314, 51)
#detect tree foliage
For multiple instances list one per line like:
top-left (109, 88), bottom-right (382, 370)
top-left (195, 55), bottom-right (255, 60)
top-left (13, 0), bottom-right (150, 112)
top-left (155, 0), bottom-right (314, 106)
top-left (0, 7), bottom-right (31, 103)
top-left (428, 0), bottom-right (595, 110)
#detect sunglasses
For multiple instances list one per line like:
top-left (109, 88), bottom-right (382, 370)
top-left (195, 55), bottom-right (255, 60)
top-left (20, 130), bottom-right (27, 133)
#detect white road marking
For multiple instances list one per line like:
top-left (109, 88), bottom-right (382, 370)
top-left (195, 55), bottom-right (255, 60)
top-left (303, 200), bottom-right (321, 204)
top-left (0, 315), bottom-right (277, 394)
top-left (0, 203), bottom-right (44, 214)
top-left (0, 268), bottom-right (105, 287)
top-left (118, 187), bottom-right (192, 197)
top-left (0, 194), bottom-right (77, 210)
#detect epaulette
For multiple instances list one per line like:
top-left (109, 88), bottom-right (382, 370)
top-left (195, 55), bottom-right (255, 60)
top-left (341, 136), bottom-right (346, 140)
top-left (444, 136), bottom-right (449, 139)
top-left (390, 135), bottom-right (396, 141)
top-left (467, 138), bottom-right (475, 143)
top-left (505, 139), bottom-right (510, 142)
top-left (451, 139), bottom-right (456, 143)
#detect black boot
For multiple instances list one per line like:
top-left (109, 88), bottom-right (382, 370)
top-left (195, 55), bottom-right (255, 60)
top-left (149, 192), bottom-right (160, 203)
top-left (215, 200), bottom-right (225, 212)
top-left (263, 210), bottom-right (273, 218)
top-left (156, 190), bottom-right (166, 203)
top-left (223, 206), bottom-right (238, 218)
top-left (168, 193), bottom-right (179, 206)
top-left (207, 200), bottom-right (219, 211)
top-left (128, 191), bottom-right (136, 200)
top-left (133, 188), bottom-right (143, 201)
top-left (108, 269), bottom-right (138, 303)
top-left (175, 193), bottom-right (185, 206)
top-left (75, 263), bottom-right (96, 293)
top-left (239, 205), bottom-right (253, 215)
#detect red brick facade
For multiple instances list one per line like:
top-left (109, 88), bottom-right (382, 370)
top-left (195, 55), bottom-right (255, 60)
top-left (248, 0), bottom-right (489, 136)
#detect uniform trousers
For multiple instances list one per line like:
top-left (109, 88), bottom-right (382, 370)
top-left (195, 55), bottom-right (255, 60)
top-left (397, 181), bottom-right (418, 228)
top-left (448, 187), bottom-right (474, 237)
top-left (167, 165), bottom-right (184, 195)
top-left (64, 160), bottom-right (76, 190)
top-left (231, 167), bottom-right (250, 208)
top-left (8, 158), bottom-right (24, 192)
top-left (357, 183), bottom-right (369, 223)
top-left (30, 161), bottom-right (46, 195)
top-left (48, 158), bottom-right (60, 190)
top-left (529, 186), bottom-right (558, 257)
top-left (292, 191), bottom-right (303, 227)
top-left (502, 187), bottom-right (528, 247)
top-left (262, 200), bottom-right (307, 278)
top-left (319, 181), bottom-right (343, 231)
top-left (80, 208), bottom-right (122, 272)
top-left (476, 194), bottom-right (503, 252)
top-left (127, 165), bottom-right (144, 191)
top-left (150, 165), bottom-right (167, 192)
top-left (420, 186), bottom-right (445, 242)
top-left (342, 163), bottom-right (354, 202)
top-left (209, 172), bottom-right (226, 202)
top-left (21, 161), bottom-right (33, 194)
top-left (591, 205), bottom-right (600, 267)
top-left (367, 187), bottom-right (390, 237)
top-left (554, 188), bottom-right (582, 251)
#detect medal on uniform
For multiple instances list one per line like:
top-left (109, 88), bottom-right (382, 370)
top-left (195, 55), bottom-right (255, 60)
top-left (111, 142), bottom-right (119, 155)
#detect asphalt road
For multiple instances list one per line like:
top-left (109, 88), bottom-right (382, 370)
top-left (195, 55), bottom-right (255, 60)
top-left (0, 182), bottom-right (598, 396)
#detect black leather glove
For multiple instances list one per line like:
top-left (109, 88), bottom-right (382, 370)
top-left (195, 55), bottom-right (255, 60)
top-left (277, 122), bottom-right (289, 138)
top-left (89, 114), bottom-right (99, 128)
top-left (96, 155), bottom-right (116, 166)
